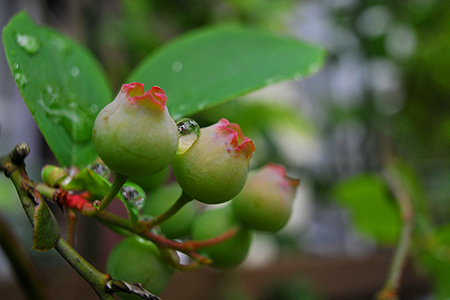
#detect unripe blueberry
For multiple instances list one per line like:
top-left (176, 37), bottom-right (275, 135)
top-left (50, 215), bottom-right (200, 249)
top-left (231, 163), bottom-right (299, 232)
top-left (191, 206), bottom-right (252, 268)
top-left (128, 167), bottom-right (169, 192)
top-left (92, 82), bottom-right (178, 177)
top-left (172, 118), bottom-right (255, 204)
top-left (106, 236), bottom-right (173, 299)
top-left (142, 183), bottom-right (196, 239)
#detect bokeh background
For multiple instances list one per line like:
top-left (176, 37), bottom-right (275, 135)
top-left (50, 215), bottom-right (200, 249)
top-left (1, 0), bottom-right (450, 299)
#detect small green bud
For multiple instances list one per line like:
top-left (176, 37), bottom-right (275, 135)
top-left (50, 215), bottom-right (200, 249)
top-left (172, 118), bottom-right (255, 204)
top-left (92, 82), bottom-right (178, 177)
top-left (231, 163), bottom-right (299, 232)
top-left (41, 165), bottom-right (68, 187)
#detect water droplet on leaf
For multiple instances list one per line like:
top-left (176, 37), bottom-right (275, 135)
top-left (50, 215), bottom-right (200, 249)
top-left (88, 163), bottom-right (110, 178)
top-left (71, 67), bottom-right (80, 77)
top-left (121, 186), bottom-right (145, 210)
top-left (38, 85), bottom-right (96, 144)
top-left (90, 104), bottom-right (99, 114)
top-left (93, 200), bottom-right (101, 208)
top-left (176, 118), bottom-right (200, 154)
top-left (172, 61), bottom-right (183, 72)
top-left (14, 71), bottom-right (28, 88)
top-left (16, 33), bottom-right (41, 55)
top-left (50, 36), bottom-right (71, 56)
top-left (294, 73), bottom-right (303, 81)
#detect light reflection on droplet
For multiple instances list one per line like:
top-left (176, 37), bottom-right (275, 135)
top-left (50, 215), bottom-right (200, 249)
top-left (16, 33), bottom-right (41, 55)
top-left (71, 67), bottom-right (80, 77)
top-left (176, 118), bottom-right (200, 154)
top-left (172, 61), bottom-right (183, 72)
top-left (121, 186), bottom-right (145, 210)
top-left (88, 163), bottom-right (110, 178)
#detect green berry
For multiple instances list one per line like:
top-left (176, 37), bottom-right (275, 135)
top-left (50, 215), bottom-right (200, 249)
top-left (232, 163), bottom-right (299, 232)
top-left (172, 118), bottom-right (255, 204)
top-left (191, 206), bottom-right (252, 268)
top-left (127, 167), bottom-right (169, 192)
top-left (93, 82), bottom-right (178, 177)
top-left (106, 236), bottom-right (173, 299)
top-left (142, 183), bottom-right (196, 239)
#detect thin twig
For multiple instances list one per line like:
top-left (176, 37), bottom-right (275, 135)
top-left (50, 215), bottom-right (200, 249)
top-left (144, 191), bottom-right (193, 229)
top-left (376, 167), bottom-right (415, 300)
top-left (2, 144), bottom-right (155, 300)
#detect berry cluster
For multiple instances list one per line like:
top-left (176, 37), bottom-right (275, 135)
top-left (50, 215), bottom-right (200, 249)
top-left (46, 82), bottom-right (299, 298)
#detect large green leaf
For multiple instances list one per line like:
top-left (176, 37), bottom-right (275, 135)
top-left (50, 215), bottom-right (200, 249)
top-left (127, 25), bottom-right (326, 120)
top-left (2, 12), bottom-right (112, 167)
top-left (333, 173), bottom-right (401, 244)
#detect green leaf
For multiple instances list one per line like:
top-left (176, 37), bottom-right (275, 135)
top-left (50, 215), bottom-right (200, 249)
top-left (63, 168), bottom-right (111, 200)
top-left (2, 12), bottom-right (112, 167)
top-left (32, 198), bottom-right (59, 251)
top-left (418, 225), bottom-right (450, 299)
top-left (118, 182), bottom-right (145, 226)
top-left (387, 158), bottom-right (433, 235)
top-left (63, 169), bottom-right (143, 225)
top-left (197, 98), bottom-right (315, 136)
top-left (127, 25), bottom-right (326, 120)
top-left (333, 173), bottom-right (401, 244)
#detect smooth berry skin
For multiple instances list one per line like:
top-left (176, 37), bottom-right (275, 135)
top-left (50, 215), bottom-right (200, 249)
top-left (93, 83), bottom-right (178, 177)
top-left (106, 236), bottom-right (173, 299)
top-left (172, 118), bottom-right (255, 204)
top-left (191, 206), bottom-right (252, 268)
top-left (142, 183), bottom-right (196, 239)
top-left (232, 163), bottom-right (299, 232)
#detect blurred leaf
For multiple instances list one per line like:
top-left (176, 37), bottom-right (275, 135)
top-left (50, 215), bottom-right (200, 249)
top-left (118, 182), bottom-right (145, 226)
top-left (2, 12), bottom-right (112, 167)
top-left (64, 168), bottom-right (143, 224)
top-left (333, 173), bottom-right (401, 244)
top-left (418, 224), bottom-right (450, 299)
top-left (198, 97), bottom-right (315, 136)
top-left (32, 198), bottom-right (59, 251)
top-left (386, 158), bottom-right (433, 235)
top-left (127, 25), bottom-right (326, 120)
top-left (63, 168), bottom-right (111, 200)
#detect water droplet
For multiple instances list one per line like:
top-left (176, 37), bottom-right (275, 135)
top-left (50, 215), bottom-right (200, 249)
top-left (90, 104), bottom-right (99, 114)
top-left (50, 36), bottom-right (71, 56)
top-left (16, 33), bottom-right (41, 55)
top-left (294, 73), bottom-right (303, 82)
top-left (308, 63), bottom-right (320, 74)
top-left (176, 118), bottom-right (200, 154)
top-left (88, 163), bottom-right (110, 178)
top-left (93, 200), bottom-right (101, 208)
top-left (71, 67), bottom-right (80, 77)
top-left (121, 186), bottom-right (145, 210)
top-left (266, 74), bottom-right (283, 85)
top-left (14, 71), bottom-right (28, 88)
top-left (38, 85), bottom-right (96, 144)
top-left (197, 100), bottom-right (208, 111)
top-left (172, 61), bottom-right (183, 72)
